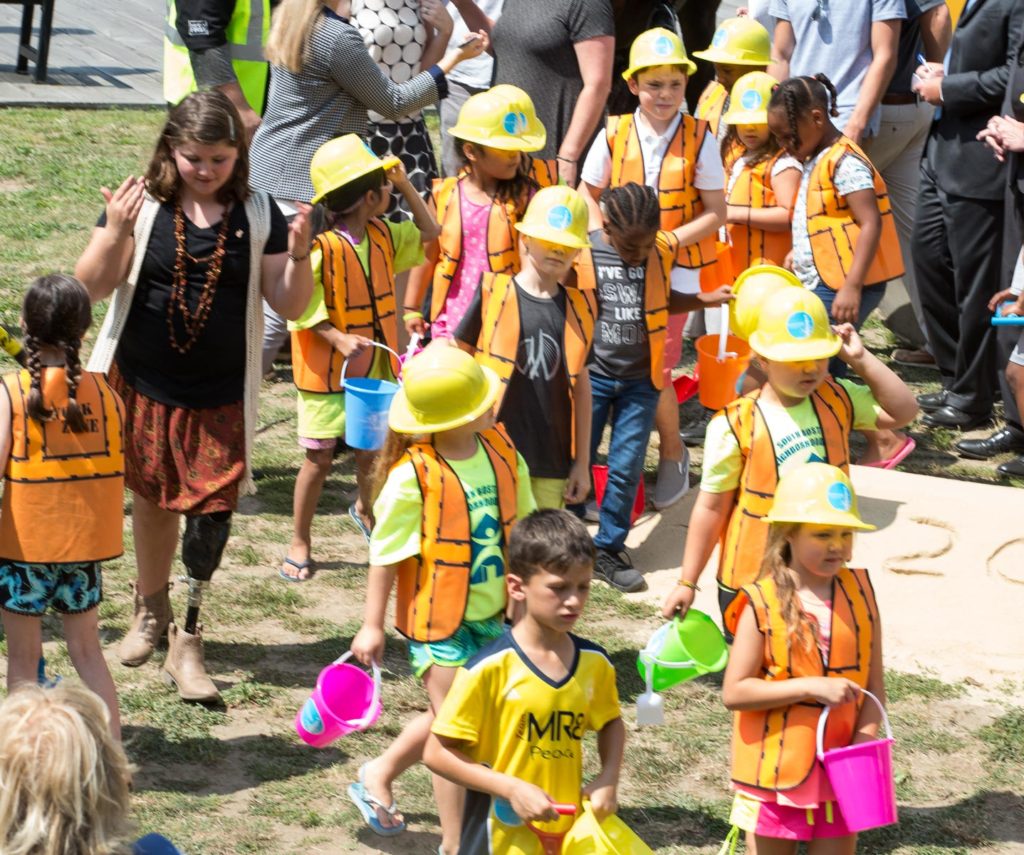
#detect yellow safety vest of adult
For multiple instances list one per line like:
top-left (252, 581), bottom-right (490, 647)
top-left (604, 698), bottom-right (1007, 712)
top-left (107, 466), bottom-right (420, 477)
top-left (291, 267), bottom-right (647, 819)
top-left (163, 0), bottom-right (270, 113)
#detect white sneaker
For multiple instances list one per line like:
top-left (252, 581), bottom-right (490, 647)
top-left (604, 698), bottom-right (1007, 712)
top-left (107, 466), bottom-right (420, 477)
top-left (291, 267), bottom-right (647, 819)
top-left (583, 500), bottom-right (600, 523)
top-left (653, 447), bottom-right (691, 510)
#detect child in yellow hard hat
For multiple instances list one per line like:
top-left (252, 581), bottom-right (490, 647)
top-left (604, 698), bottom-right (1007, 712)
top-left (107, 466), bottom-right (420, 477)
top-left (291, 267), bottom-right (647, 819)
top-left (723, 463), bottom-right (888, 849)
top-left (662, 286), bottom-right (917, 637)
top-left (404, 85), bottom-right (557, 341)
top-left (719, 71), bottom-right (802, 273)
top-left (580, 27), bottom-right (727, 513)
top-left (281, 135), bottom-right (441, 580)
top-left (454, 185), bottom-right (597, 512)
top-left (692, 17), bottom-right (772, 140)
top-left (349, 346), bottom-right (535, 849)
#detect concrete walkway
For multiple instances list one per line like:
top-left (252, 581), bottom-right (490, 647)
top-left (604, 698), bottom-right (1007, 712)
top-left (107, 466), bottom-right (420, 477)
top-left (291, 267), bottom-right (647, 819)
top-left (0, 0), bottom-right (162, 107)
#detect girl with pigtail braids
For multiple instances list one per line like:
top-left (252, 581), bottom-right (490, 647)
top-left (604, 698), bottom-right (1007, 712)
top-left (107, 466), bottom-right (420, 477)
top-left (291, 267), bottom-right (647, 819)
top-left (0, 274), bottom-right (125, 739)
top-left (765, 75), bottom-right (915, 470)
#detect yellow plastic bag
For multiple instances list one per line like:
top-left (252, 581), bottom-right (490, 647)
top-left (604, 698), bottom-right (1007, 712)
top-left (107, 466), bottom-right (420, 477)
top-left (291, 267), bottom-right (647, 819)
top-left (562, 803), bottom-right (655, 855)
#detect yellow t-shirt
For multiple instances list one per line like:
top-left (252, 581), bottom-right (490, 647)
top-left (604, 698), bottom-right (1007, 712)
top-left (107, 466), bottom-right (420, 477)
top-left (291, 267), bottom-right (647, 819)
top-left (432, 632), bottom-right (621, 855)
top-left (369, 440), bottom-right (536, 622)
top-left (701, 378), bottom-right (882, 493)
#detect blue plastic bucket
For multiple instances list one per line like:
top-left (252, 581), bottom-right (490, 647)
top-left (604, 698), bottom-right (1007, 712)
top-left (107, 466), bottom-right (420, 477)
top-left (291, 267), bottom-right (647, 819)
top-left (342, 343), bottom-right (400, 451)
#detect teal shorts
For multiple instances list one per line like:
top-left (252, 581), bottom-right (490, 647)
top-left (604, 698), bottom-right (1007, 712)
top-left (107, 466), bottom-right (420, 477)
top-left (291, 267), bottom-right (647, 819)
top-left (408, 615), bottom-right (506, 678)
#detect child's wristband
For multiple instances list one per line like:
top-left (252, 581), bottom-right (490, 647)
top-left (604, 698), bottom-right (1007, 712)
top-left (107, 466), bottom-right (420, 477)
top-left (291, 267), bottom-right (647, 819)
top-left (402, 310), bottom-right (424, 322)
top-left (675, 580), bottom-right (700, 591)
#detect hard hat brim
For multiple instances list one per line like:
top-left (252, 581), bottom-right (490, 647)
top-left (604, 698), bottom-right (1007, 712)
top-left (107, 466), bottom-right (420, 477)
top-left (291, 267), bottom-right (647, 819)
top-left (446, 126), bottom-right (546, 152)
top-left (748, 332), bottom-right (843, 362)
top-left (732, 265), bottom-right (803, 296)
top-left (514, 221), bottom-right (591, 249)
top-left (691, 48), bottom-right (768, 66)
top-left (722, 109), bottom-right (768, 126)
top-left (622, 57), bottom-right (697, 81)
top-left (310, 154), bottom-right (401, 206)
top-left (387, 364), bottom-right (503, 434)
top-left (763, 509), bottom-right (876, 531)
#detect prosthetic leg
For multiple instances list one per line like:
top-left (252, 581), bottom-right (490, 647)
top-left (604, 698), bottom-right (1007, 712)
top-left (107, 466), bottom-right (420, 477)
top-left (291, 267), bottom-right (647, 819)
top-left (163, 512), bottom-right (231, 703)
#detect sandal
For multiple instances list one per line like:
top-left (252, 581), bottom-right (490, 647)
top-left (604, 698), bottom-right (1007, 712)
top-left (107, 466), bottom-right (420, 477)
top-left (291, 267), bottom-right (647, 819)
top-left (862, 435), bottom-right (916, 470)
top-left (348, 503), bottom-right (372, 545)
top-left (279, 556), bottom-right (316, 583)
top-left (347, 764), bottom-right (405, 837)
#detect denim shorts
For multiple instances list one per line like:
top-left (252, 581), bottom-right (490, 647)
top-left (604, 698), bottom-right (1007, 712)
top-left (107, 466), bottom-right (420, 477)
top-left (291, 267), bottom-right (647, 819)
top-left (0, 561), bottom-right (103, 616)
top-left (407, 615), bottom-right (506, 678)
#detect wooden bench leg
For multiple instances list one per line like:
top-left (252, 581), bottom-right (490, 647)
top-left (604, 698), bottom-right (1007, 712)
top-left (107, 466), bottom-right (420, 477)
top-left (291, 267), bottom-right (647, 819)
top-left (16, 2), bottom-right (34, 75)
top-left (33, 0), bottom-right (55, 82)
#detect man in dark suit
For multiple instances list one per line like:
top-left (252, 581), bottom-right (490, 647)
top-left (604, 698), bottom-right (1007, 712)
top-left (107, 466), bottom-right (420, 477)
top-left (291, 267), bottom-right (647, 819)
top-left (911, 0), bottom-right (1024, 428)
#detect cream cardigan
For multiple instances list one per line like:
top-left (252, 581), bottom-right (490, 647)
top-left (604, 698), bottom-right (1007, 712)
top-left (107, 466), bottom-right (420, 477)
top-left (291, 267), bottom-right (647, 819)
top-left (87, 192), bottom-right (271, 497)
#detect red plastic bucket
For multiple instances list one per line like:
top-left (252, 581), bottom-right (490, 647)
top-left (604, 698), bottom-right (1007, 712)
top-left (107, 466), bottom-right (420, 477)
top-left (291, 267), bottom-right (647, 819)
top-left (592, 464), bottom-right (645, 525)
top-left (673, 367), bottom-right (700, 404)
top-left (816, 689), bottom-right (898, 833)
top-left (295, 652), bottom-right (382, 748)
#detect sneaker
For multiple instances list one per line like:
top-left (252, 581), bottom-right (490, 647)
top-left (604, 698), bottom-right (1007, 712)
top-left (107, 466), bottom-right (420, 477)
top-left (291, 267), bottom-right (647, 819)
top-left (593, 548), bottom-right (647, 593)
top-left (892, 347), bottom-right (937, 368)
top-left (681, 407), bottom-right (714, 446)
top-left (583, 500), bottom-right (600, 523)
top-left (653, 448), bottom-right (691, 510)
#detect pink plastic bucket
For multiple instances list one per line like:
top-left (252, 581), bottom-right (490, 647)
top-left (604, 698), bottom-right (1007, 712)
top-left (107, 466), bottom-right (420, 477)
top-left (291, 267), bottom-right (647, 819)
top-left (816, 689), bottom-right (897, 833)
top-left (295, 652), bottom-right (382, 748)
top-left (592, 464), bottom-right (645, 525)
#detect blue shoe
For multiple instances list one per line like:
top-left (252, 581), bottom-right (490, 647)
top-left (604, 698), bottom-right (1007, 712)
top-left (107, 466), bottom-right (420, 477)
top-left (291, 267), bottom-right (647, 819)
top-left (348, 504), bottom-right (372, 545)
top-left (347, 764), bottom-right (405, 837)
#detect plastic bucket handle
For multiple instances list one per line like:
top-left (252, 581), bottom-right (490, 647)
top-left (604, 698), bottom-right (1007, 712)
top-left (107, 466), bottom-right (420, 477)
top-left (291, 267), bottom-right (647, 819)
top-left (815, 688), bottom-right (893, 761)
top-left (717, 305), bottom-right (736, 361)
top-left (340, 341), bottom-right (402, 387)
top-left (331, 650), bottom-right (383, 730)
top-left (640, 649), bottom-right (699, 671)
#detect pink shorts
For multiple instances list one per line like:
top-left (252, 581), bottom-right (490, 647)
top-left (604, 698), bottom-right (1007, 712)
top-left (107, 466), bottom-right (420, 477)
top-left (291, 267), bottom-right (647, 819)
top-left (730, 791), bottom-right (853, 842)
top-left (298, 436), bottom-right (340, 451)
top-left (662, 312), bottom-right (688, 386)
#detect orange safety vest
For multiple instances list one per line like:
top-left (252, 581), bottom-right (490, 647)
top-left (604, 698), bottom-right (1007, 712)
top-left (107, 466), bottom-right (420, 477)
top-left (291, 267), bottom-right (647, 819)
top-left (394, 425), bottom-right (519, 643)
top-left (726, 150), bottom-right (796, 270)
top-left (291, 223), bottom-right (400, 393)
top-left (0, 369), bottom-right (125, 563)
top-left (731, 566), bottom-right (878, 791)
top-left (695, 80), bottom-right (728, 137)
top-left (606, 113), bottom-right (717, 270)
top-left (718, 379), bottom-right (853, 604)
top-left (429, 159), bottom-right (557, 322)
top-left (574, 232), bottom-right (674, 390)
top-left (806, 137), bottom-right (904, 291)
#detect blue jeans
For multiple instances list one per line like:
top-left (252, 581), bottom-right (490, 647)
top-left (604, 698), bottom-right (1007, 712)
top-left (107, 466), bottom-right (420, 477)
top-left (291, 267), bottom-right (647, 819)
top-left (812, 282), bottom-right (887, 378)
top-left (589, 372), bottom-right (660, 553)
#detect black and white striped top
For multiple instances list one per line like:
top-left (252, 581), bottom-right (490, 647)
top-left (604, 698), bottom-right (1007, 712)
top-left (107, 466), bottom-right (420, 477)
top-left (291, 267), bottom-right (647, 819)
top-left (249, 8), bottom-right (445, 203)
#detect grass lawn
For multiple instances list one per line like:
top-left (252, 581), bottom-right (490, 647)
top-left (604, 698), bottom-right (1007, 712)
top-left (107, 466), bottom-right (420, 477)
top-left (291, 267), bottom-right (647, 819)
top-left (0, 107), bottom-right (1022, 854)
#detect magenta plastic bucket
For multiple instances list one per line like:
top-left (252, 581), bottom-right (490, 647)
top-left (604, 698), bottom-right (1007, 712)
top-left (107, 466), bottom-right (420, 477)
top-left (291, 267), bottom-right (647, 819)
top-left (295, 652), bottom-right (382, 748)
top-left (816, 689), bottom-right (897, 832)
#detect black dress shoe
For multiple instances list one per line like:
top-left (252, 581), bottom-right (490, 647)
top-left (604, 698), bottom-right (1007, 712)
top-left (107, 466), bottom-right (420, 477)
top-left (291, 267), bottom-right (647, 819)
top-left (681, 407), bottom-right (714, 446)
top-left (997, 456), bottom-right (1024, 478)
top-left (922, 405), bottom-right (991, 430)
top-left (916, 391), bottom-right (947, 412)
top-left (955, 426), bottom-right (1024, 460)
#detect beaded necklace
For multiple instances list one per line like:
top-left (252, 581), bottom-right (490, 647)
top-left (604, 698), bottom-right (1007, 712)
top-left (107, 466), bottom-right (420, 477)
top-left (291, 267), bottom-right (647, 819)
top-left (168, 201), bottom-right (232, 355)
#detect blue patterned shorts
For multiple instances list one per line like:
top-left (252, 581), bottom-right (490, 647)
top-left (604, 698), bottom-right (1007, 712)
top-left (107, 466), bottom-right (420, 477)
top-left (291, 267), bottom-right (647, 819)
top-left (0, 561), bottom-right (103, 616)
top-left (407, 616), bottom-right (506, 678)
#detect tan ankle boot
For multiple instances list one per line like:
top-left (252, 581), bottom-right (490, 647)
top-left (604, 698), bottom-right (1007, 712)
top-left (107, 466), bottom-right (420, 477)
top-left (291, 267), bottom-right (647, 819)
top-left (118, 583), bottom-right (173, 667)
top-left (162, 623), bottom-right (221, 704)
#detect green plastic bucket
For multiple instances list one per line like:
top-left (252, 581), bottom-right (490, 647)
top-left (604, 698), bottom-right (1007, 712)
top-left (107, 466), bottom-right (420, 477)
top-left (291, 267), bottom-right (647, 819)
top-left (636, 610), bottom-right (729, 692)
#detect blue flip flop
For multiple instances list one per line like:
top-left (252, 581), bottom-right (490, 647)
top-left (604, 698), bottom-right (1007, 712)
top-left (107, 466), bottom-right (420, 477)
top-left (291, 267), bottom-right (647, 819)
top-left (347, 764), bottom-right (405, 837)
top-left (279, 557), bottom-right (315, 583)
top-left (348, 504), bottom-right (372, 545)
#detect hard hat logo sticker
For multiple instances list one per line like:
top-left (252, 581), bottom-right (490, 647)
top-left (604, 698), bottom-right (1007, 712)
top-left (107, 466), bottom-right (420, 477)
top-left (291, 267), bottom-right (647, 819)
top-left (654, 35), bottom-right (674, 56)
top-left (502, 111), bottom-right (527, 135)
top-left (827, 482), bottom-right (853, 513)
top-left (547, 205), bottom-right (573, 230)
top-left (786, 311), bottom-right (815, 340)
top-left (712, 28), bottom-right (728, 48)
top-left (741, 90), bottom-right (763, 110)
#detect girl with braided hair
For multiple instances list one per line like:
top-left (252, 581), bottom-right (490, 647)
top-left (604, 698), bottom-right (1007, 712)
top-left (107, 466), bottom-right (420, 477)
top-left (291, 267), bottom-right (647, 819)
top-left (0, 274), bottom-right (124, 738)
top-left (767, 74), bottom-right (914, 469)
top-left (572, 182), bottom-right (732, 592)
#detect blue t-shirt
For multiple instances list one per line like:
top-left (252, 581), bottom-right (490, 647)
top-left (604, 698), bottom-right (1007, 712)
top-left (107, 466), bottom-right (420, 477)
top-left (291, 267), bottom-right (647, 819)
top-left (770, 0), bottom-right (907, 137)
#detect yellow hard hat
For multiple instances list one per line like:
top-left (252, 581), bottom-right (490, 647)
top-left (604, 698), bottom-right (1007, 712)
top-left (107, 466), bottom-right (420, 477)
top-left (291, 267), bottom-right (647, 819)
top-left (722, 71), bottom-right (779, 125)
top-left (447, 84), bottom-right (546, 152)
top-left (765, 463), bottom-right (875, 531)
top-left (692, 17), bottom-right (771, 66)
top-left (309, 134), bottom-right (400, 205)
top-left (622, 28), bottom-right (697, 81)
top-left (388, 345), bottom-right (502, 434)
top-left (748, 287), bottom-right (841, 361)
top-left (730, 264), bottom-right (802, 340)
top-left (515, 185), bottom-right (591, 249)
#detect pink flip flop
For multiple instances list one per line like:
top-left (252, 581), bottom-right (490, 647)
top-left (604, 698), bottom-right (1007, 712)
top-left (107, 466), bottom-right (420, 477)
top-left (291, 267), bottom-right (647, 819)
top-left (862, 435), bottom-right (916, 470)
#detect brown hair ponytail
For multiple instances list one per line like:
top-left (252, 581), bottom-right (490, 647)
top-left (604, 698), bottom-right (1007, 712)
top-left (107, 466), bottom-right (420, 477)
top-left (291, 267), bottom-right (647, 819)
top-left (758, 523), bottom-right (818, 652)
top-left (369, 429), bottom-right (415, 503)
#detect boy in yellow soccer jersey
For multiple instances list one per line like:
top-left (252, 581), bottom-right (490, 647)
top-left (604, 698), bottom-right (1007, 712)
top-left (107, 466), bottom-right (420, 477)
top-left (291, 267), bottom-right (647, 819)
top-left (425, 509), bottom-right (625, 855)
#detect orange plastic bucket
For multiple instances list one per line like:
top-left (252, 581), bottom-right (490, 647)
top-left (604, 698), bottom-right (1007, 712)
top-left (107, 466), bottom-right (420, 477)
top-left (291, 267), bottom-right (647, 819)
top-left (592, 464), bottom-right (645, 525)
top-left (696, 317), bottom-right (751, 411)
